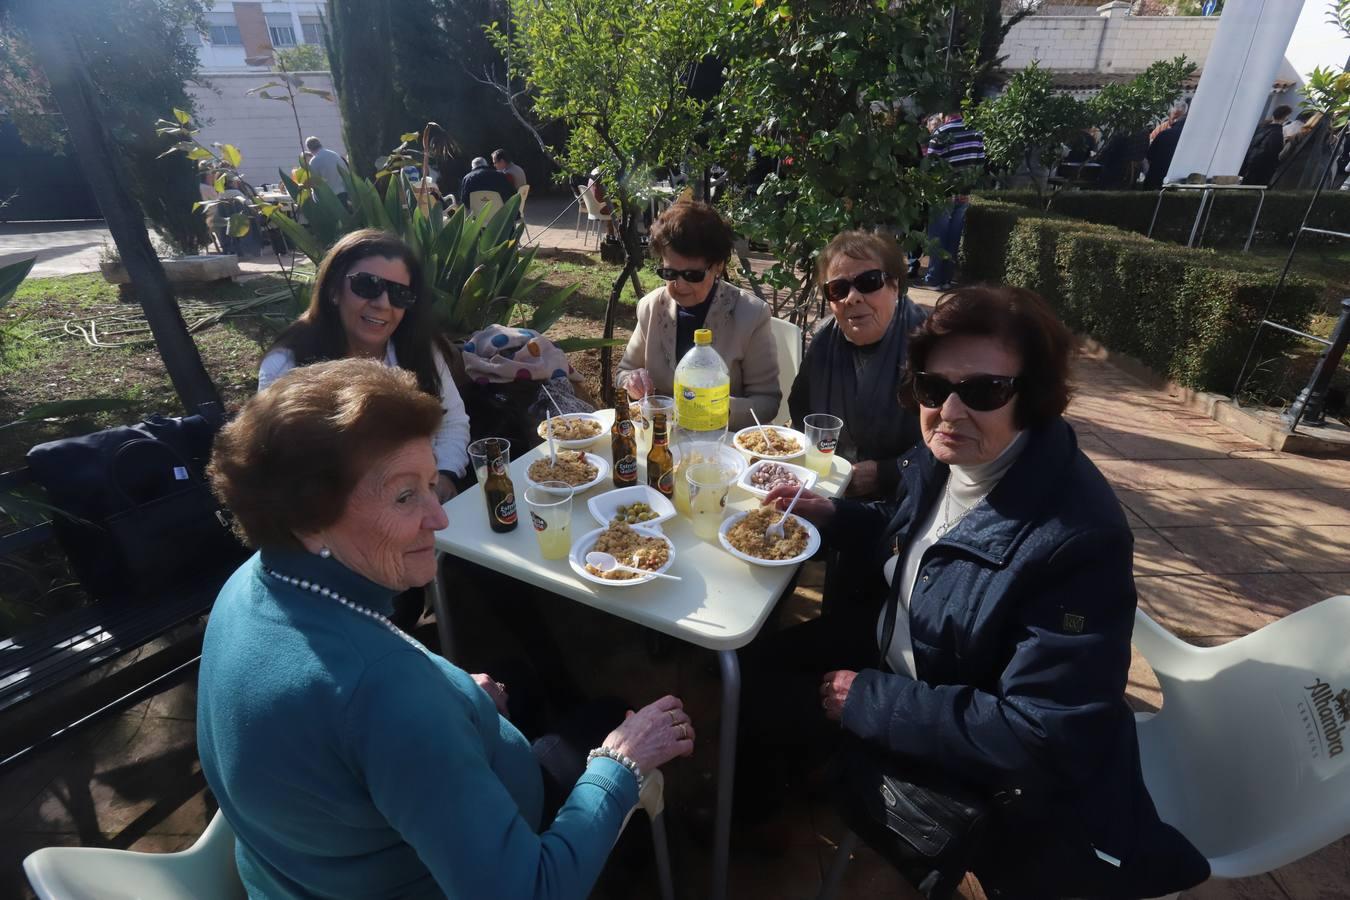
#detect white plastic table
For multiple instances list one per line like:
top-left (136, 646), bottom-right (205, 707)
top-left (432, 409), bottom-right (851, 900)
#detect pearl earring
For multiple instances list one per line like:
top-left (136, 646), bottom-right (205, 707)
top-left (319, 547), bottom-right (332, 559)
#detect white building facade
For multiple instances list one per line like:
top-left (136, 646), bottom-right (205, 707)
top-left (186, 1), bottom-right (347, 185)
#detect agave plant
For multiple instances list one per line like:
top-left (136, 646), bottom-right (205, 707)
top-left (262, 171), bottom-right (586, 344)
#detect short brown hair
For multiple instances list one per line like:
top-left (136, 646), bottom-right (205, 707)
top-left (649, 200), bottom-right (734, 267)
top-left (209, 358), bottom-right (444, 549)
top-left (816, 230), bottom-right (907, 299)
top-left (899, 285), bottom-right (1075, 429)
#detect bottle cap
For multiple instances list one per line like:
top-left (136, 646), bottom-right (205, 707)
top-left (694, 328), bottom-right (712, 345)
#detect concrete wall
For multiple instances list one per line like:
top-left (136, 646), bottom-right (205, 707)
top-left (187, 72), bottom-right (346, 185)
top-left (192, 0), bottom-right (328, 73)
top-left (1001, 8), bottom-right (1219, 73)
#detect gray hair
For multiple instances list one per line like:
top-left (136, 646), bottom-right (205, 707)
top-left (471, 156), bottom-right (489, 169)
top-left (305, 136), bottom-right (322, 151)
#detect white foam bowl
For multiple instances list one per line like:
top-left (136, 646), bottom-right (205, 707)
top-left (569, 524), bottom-right (676, 587)
top-left (536, 413), bottom-right (606, 449)
top-left (523, 452), bottom-right (610, 495)
top-left (587, 485), bottom-right (678, 529)
top-left (737, 459), bottom-right (818, 499)
top-left (732, 425), bottom-right (808, 463)
top-left (718, 510), bottom-right (821, 568)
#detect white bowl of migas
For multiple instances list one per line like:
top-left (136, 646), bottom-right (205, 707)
top-left (535, 413), bottom-right (606, 449)
top-left (732, 425), bottom-right (808, 464)
top-left (569, 524), bottom-right (677, 587)
top-left (523, 451), bottom-right (609, 496)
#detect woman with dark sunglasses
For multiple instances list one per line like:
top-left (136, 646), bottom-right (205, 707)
top-left (259, 229), bottom-right (471, 503)
top-left (616, 200), bottom-right (781, 429)
top-left (743, 286), bottom-right (1207, 899)
top-left (787, 230), bottom-right (929, 500)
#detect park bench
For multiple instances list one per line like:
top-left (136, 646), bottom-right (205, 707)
top-left (0, 464), bottom-right (242, 773)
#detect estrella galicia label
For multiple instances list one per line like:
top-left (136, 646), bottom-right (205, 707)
top-left (496, 495), bottom-right (517, 524)
top-left (531, 511), bottom-right (547, 531)
top-left (817, 437), bottom-right (837, 453)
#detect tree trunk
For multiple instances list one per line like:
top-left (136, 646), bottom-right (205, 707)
top-left (17, 0), bottom-right (222, 416)
top-left (599, 207), bottom-right (645, 406)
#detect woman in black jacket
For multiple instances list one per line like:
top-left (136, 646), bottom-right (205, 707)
top-left (755, 285), bottom-right (1208, 899)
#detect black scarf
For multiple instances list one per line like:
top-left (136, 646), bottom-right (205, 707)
top-left (800, 296), bottom-right (926, 464)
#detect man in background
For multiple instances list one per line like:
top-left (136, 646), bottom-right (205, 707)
top-left (458, 157), bottom-right (515, 213)
top-left (1240, 105), bottom-right (1292, 186)
top-left (492, 149), bottom-right (528, 191)
top-left (304, 136), bottom-right (350, 205)
top-left (922, 111), bottom-right (985, 290)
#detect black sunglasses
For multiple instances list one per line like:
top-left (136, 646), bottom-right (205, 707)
top-left (655, 266), bottom-right (710, 283)
top-left (912, 372), bottom-right (1020, 412)
top-left (823, 269), bottom-right (892, 302)
top-left (347, 272), bottom-right (417, 309)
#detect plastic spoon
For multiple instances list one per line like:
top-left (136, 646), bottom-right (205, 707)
top-left (546, 416), bottom-right (557, 466)
top-left (585, 551), bottom-right (682, 582)
top-left (767, 480), bottom-right (806, 541)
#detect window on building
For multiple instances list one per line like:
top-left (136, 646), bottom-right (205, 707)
top-left (267, 13), bottom-right (297, 47)
top-left (300, 16), bottom-right (325, 45)
top-left (207, 11), bottom-right (243, 45)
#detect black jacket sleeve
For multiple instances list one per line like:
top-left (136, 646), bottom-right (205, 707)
top-left (840, 526), bottom-right (1137, 795)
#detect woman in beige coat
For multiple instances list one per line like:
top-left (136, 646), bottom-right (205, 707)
top-left (616, 200), bottom-right (780, 429)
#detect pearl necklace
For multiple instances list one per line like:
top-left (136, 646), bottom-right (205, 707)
top-left (263, 566), bottom-right (427, 655)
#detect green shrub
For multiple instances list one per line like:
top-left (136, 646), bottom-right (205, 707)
top-left (962, 200), bottom-right (1321, 394)
top-left (982, 189), bottom-right (1349, 249)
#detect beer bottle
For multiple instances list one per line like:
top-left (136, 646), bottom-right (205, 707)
top-left (646, 412), bottom-right (675, 499)
top-left (612, 396), bottom-right (638, 487)
top-left (483, 439), bottom-right (518, 533)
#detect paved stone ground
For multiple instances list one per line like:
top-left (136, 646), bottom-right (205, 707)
top-left (2, 275), bottom-right (1348, 899)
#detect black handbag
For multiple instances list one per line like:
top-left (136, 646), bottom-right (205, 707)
top-left (26, 414), bottom-right (248, 599)
top-left (831, 568), bottom-right (1007, 900)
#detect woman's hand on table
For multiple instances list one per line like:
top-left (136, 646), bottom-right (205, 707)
top-left (762, 485), bottom-right (834, 527)
top-left (843, 460), bottom-right (878, 497)
top-left (471, 673), bottom-right (510, 717)
top-left (623, 368), bottom-right (655, 400)
top-left (820, 670), bottom-right (858, 722)
top-left (602, 695), bottom-right (695, 772)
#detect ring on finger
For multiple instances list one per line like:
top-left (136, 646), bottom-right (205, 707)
top-left (678, 722), bottom-right (688, 740)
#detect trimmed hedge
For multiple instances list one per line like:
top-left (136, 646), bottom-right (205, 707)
top-left (982, 189), bottom-right (1349, 249)
top-left (962, 200), bottom-right (1322, 393)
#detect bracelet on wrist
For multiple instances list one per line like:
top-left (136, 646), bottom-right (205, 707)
top-left (587, 746), bottom-right (644, 789)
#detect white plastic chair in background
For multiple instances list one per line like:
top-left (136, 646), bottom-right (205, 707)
top-left (767, 316), bottom-right (803, 426)
top-left (516, 184), bottom-right (532, 241)
top-left (468, 190), bottom-right (502, 218)
top-left (579, 184), bottom-right (613, 249)
top-left (24, 808), bottom-right (245, 900)
top-left (1133, 596), bottom-right (1350, 880)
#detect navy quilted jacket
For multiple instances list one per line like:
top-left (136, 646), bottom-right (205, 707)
top-left (826, 417), bottom-right (1208, 898)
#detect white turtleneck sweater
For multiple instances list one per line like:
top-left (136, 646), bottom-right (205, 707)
top-left (877, 431), bottom-right (1029, 678)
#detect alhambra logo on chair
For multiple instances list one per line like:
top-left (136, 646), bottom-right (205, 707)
top-left (1299, 679), bottom-right (1348, 762)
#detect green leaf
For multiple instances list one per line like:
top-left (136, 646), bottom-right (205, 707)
top-left (553, 336), bottom-right (627, 352)
top-left (187, 147), bottom-right (214, 161)
top-left (0, 256), bottom-right (36, 305)
top-left (222, 144), bottom-right (242, 167)
top-left (228, 213), bottom-right (251, 238)
top-left (173, 107), bottom-right (191, 125)
top-left (400, 132), bottom-right (420, 142)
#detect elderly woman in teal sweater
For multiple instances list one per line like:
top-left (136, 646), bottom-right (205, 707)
top-left (199, 358), bottom-right (695, 899)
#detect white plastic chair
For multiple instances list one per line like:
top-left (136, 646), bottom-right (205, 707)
top-left (767, 316), bottom-right (802, 426)
top-left (24, 809), bottom-right (245, 900)
top-left (516, 184), bottom-right (532, 241)
top-left (468, 190), bottom-right (502, 218)
top-left (1133, 596), bottom-right (1350, 880)
top-left (580, 184), bottom-right (613, 249)
top-left (25, 779), bottom-right (675, 900)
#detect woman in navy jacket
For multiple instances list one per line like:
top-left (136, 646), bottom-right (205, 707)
top-left (760, 286), bottom-right (1208, 899)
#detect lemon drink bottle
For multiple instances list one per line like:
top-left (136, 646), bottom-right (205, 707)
top-left (673, 329), bottom-right (729, 514)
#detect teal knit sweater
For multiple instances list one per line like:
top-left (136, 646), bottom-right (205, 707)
top-left (197, 550), bottom-right (638, 899)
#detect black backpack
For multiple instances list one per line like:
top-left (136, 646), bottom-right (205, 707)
top-left (26, 414), bottom-right (248, 599)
